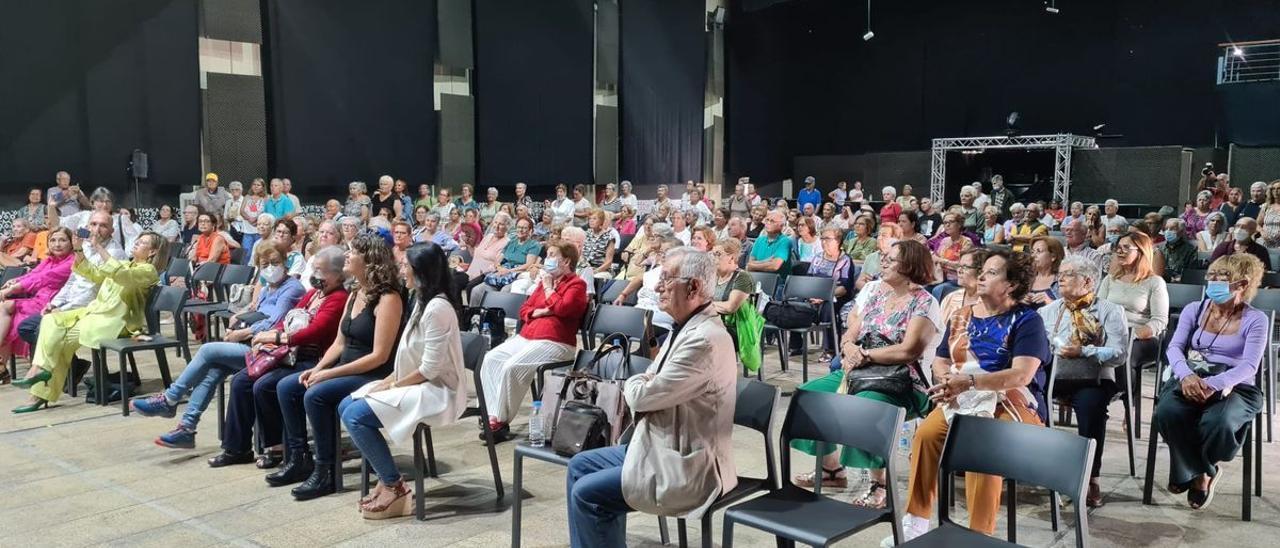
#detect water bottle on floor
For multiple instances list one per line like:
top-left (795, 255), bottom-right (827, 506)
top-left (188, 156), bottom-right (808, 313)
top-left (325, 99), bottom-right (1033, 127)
top-left (481, 321), bottom-right (492, 349)
top-left (897, 419), bottom-right (915, 458)
top-left (528, 401), bottom-right (545, 447)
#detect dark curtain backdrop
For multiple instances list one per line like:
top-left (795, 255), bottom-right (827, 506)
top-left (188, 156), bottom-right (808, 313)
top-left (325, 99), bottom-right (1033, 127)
top-left (729, 0), bottom-right (1280, 182)
top-left (475, 0), bottom-right (593, 187)
top-left (620, 0), bottom-right (706, 186)
top-left (263, 0), bottom-right (437, 200)
top-left (0, 0), bottom-right (199, 203)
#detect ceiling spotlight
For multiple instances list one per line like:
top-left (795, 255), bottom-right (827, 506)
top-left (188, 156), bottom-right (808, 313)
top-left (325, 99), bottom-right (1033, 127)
top-left (1006, 111), bottom-right (1021, 137)
top-left (863, 30), bottom-right (875, 41)
top-left (1092, 123), bottom-right (1106, 136)
top-left (1045, 0), bottom-right (1059, 13)
top-left (1233, 46), bottom-right (1245, 57)
top-left (863, 0), bottom-right (874, 41)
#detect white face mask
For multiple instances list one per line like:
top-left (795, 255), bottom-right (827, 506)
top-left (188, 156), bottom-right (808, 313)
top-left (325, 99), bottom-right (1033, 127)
top-left (542, 257), bottom-right (561, 279)
top-left (262, 265), bottom-right (286, 284)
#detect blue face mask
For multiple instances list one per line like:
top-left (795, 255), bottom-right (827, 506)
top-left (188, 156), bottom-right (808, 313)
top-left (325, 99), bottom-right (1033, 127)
top-left (1106, 234), bottom-right (1120, 245)
top-left (1161, 230), bottom-right (1179, 244)
top-left (1205, 281), bottom-right (1234, 304)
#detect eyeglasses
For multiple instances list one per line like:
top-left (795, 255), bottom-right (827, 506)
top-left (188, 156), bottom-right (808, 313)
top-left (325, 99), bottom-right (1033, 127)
top-left (1059, 270), bottom-right (1084, 280)
top-left (1113, 244), bottom-right (1136, 254)
top-left (956, 264), bottom-right (981, 272)
top-left (1207, 270), bottom-right (1234, 281)
top-left (820, 236), bottom-right (838, 242)
top-left (657, 275), bottom-right (693, 287)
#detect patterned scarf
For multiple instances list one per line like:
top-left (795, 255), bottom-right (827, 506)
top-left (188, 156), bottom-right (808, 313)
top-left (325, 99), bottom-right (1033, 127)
top-left (1063, 292), bottom-right (1103, 347)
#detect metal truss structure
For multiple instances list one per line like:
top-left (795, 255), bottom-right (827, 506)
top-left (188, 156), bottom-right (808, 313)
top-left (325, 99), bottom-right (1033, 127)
top-left (929, 133), bottom-right (1098, 205)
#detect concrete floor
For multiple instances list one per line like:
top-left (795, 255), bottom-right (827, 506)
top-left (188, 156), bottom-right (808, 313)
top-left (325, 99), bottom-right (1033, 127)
top-left (2, 342), bottom-right (1279, 547)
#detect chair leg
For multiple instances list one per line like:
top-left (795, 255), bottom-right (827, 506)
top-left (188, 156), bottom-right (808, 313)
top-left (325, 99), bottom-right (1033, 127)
top-left (720, 519), bottom-right (732, 548)
top-left (677, 518), bottom-right (688, 548)
top-left (658, 515), bottom-right (671, 545)
top-left (413, 426), bottom-right (426, 521)
top-left (360, 458), bottom-right (371, 498)
top-left (118, 351), bottom-right (131, 416)
top-left (424, 426), bottom-right (438, 478)
top-left (155, 349), bottom-right (172, 397)
top-left (512, 453), bottom-right (524, 548)
top-left (332, 415), bottom-right (344, 491)
top-left (1142, 401), bottom-right (1161, 505)
top-left (474, 370), bottom-right (505, 500)
top-left (799, 330), bottom-right (809, 384)
top-left (1124, 389), bottom-right (1136, 477)
top-left (776, 330), bottom-right (787, 373)
top-left (1255, 412), bottom-right (1263, 497)
top-left (700, 514), bottom-right (713, 548)
top-left (216, 382), bottom-right (225, 441)
top-left (1243, 425), bottom-right (1253, 521)
top-left (1134, 363), bottom-right (1143, 440)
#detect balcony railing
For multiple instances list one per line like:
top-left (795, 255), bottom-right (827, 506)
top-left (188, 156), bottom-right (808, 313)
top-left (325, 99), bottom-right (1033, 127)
top-left (1218, 39), bottom-right (1280, 84)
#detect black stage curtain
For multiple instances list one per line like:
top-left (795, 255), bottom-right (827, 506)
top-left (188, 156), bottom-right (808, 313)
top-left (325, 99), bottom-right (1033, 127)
top-left (263, 0), bottom-right (437, 200)
top-left (475, 0), bottom-right (593, 188)
top-left (728, 0), bottom-right (1280, 181)
top-left (1219, 82), bottom-right (1280, 147)
top-left (0, 0), bottom-right (200, 204)
top-left (620, 0), bottom-right (706, 186)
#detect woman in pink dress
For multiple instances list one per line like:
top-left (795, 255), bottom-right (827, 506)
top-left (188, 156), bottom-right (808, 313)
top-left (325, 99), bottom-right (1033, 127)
top-left (0, 227), bottom-right (75, 371)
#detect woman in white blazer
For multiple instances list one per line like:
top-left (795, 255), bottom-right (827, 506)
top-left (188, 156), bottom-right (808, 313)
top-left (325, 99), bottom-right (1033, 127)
top-left (339, 242), bottom-right (466, 519)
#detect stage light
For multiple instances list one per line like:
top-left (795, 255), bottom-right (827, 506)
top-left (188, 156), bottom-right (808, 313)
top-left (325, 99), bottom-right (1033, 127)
top-left (863, 30), bottom-right (875, 41)
top-left (1233, 46), bottom-right (1245, 57)
top-left (1045, 0), bottom-right (1059, 13)
top-left (863, 0), bottom-right (874, 41)
top-left (1006, 111), bottom-right (1021, 137)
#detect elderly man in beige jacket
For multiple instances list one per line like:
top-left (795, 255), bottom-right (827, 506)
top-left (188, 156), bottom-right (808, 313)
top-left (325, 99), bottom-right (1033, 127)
top-left (565, 246), bottom-right (738, 548)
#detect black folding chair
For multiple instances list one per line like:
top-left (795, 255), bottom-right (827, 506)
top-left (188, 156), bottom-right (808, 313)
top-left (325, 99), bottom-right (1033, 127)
top-left (762, 275), bottom-right (835, 384)
top-left (904, 415), bottom-right (1095, 547)
top-left (586, 304), bottom-right (652, 355)
top-left (598, 279), bottom-right (636, 306)
top-left (659, 379), bottom-right (781, 548)
top-left (747, 271), bottom-right (779, 299)
top-left (1248, 289), bottom-right (1280, 442)
top-left (510, 350), bottom-right (654, 548)
top-left (722, 390), bottom-right (905, 547)
top-left (357, 332), bottom-right (505, 520)
top-left (1179, 268), bottom-right (1207, 286)
top-left (188, 264), bottom-right (257, 340)
top-left (0, 265), bottom-right (29, 285)
top-left (478, 291), bottom-right (528, 333)
top-left (94, 286), bottom-right (190, 415)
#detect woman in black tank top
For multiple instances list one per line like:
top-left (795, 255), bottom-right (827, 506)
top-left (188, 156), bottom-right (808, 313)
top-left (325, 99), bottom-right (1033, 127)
top-left (269, 234), bottom-right (404, 500)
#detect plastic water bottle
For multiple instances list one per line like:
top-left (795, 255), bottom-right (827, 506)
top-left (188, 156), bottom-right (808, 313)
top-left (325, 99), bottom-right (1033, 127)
top-left (471, 314), bottom-right (482, 334)
top-left (897, 420), bottom-right (916, 458)
top-left (480, 321), bottom-right (492, 348)
top-left (528, 401), bottom-right (545, 447)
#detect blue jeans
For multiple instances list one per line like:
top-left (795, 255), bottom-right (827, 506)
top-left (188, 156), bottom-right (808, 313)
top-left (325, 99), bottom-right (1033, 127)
top-left (338, 396), bottom-right (399, 485)
top-left (242, 233), bottom-right (261, 263)
top-left (164, 342), bottom-right (249, 428)
top-left (931, 280), bottom-right (960, 301)
top-left (278, 370), bottom-right (380, 465)
top-left (566, 445), bottom-right (633, 548)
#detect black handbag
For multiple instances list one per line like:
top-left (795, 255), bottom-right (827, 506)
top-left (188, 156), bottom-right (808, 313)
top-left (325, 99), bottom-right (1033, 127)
top-left (763, 299), bottom-right (819, 329)
top-left (843, 332), bottom-right (915, 399)
top-left (462, 306), bottom-right (508, 347)
top-left (546, 335), bottom-right (633, 456)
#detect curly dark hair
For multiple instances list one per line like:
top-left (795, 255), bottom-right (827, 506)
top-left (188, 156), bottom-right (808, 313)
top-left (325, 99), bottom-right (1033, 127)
top-left (349, 233), bottom-right (403, 307)
top-left (984, 247), bottom-right (1034, 301)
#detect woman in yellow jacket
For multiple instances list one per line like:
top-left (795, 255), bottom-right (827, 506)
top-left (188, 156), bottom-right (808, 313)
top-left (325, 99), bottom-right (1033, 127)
top-left (12, 231), bottom-right (169, 413)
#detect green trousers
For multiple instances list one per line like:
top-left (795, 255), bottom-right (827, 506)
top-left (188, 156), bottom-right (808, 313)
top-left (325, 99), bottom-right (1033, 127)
top-left (790, 370), bottom-right (931, 468)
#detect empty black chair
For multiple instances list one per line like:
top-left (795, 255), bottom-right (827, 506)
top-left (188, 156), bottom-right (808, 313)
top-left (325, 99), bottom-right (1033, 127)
top-left (762, 275), bottom-right (835, 383)
top-left (181, 262), bottom-right (224, 306)
top-left (166, 257), bottom-right (192, 287)
top-left (747, 271), bottom-right (779, 299)
top-left (903, 415), bottom-right (1096, 547)
top-left (598, 278), bottom-right (637, 306)
top-left (94, 286), bottom-right (190, 415)
top-left (358, 332), bottom-right (504, 519)
top-left (478, 290), bottom-right (528, 333)
top-left (587, 304), bottom-right (653, 355)
top-left (187, 264), bottom-right (257, 340)
top-left (1179, 268), bottom-right (1207, 286)
top-left (509, 350), bottom-right (652, 548)
top-left (0, 266), bottom-right (29, 286)
top-left (722, 390), bottom-right (905, 547)
top-left (661, 379), bottom-right (781, 548)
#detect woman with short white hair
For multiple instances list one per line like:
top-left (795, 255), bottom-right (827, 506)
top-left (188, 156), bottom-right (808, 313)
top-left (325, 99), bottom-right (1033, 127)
top-left (879, 187), bottom-right (902, 226)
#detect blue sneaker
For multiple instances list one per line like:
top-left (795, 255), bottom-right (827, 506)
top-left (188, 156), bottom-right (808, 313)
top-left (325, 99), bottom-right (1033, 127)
top-left (156, 425), bottom-right (196, 449)
top-left (130, 394), bottom-right (176, 418)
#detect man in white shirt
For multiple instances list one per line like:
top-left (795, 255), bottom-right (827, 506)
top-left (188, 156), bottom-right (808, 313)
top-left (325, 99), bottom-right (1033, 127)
top-left (50, 187), bottom-right (140, 251)
top-left (971, 181), bottom-right (991, 212)
top-left (282, 178), bottom-right (302, 213)
top-left (48, 171), bottom-right (90, 218)
top-left (18, 211), bottom-right (126, 351)
top-left (1102, 199), bottom-right (1127, 230)
top-left (548, 184), bottom-right (576, 225)
top-left (682, 189), bottom-right (714, 226)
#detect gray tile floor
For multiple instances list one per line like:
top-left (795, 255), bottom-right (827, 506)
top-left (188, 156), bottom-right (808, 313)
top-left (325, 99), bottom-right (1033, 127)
top-left (2, 344), bottom-right (1278, 547)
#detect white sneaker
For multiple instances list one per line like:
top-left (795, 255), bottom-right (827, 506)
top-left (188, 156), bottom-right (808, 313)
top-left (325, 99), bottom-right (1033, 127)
top-left (881, 513), bottom-right (929, 547)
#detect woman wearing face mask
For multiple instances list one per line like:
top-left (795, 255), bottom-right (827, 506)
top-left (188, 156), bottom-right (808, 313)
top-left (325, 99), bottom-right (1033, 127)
top-left (129, 246), bottom-right (306, 447)
top-left (301, 221), bottom-right (343, 290)
top-left (0, 228), bottom-right (74, 384)
top-left (479, 242), bottom-right (588, 441)
top-left (1097, 232), bottom-right (1169, 385)
top-left (13, 232), bottom-right (169, 412)
top-left (1260, 180), bottom-right (1280, 249)
top-left (1156, 254), bottom-right (1266, 510)
top-left (1197, 212), bottom-right (1228, 252)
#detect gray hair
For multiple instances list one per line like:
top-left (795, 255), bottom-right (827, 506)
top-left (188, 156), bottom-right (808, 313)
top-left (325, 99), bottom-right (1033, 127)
top-left (651, 222), bottom-right (674, 238)
top-left (620, 180), bottom-right (632, 191)
top-left (1196, 190), bottom-right (1213, 202)
top-left (1104, 199), bottom-right (1118, 208)
top-left (664, 246), bottom-right (716, 300)
top-left (340, 215), bottom-right (362, 227)
top-left (90, 186), bottom-right (114, 205)
top-left (379, 175), bottom-right (393, 186)
top-left (1009, 202), bottom-right (1025, 212)
top-left (491, 212), bottom-right (512, 226)
top-left (1252, 181), bottom-right (1267, 191)
top-left (424, 212), bottom-right (440, 223)
top-left (487, 186), bottom-right (498, 195)
top-left (1060, 255), bottom-right (1102, 287)
top-left (228, 180), bottom-right (243, 192)
top-left (959, 186), bottom-right (977, 198)
top-left (257, 213), bottom-right (276, 226)
top-left (349, 181), bottom-right (367, 194)
top-left (882, 186), bottom-right (897, 197)
top-left (313, 245), bottom-right (348, 277)
top-left (1165, 217), bottom-right (1187, 234)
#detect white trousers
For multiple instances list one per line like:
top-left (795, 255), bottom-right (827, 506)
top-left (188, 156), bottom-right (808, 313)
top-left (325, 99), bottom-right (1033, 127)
top-left (480, 335), bottom-right (577, 422)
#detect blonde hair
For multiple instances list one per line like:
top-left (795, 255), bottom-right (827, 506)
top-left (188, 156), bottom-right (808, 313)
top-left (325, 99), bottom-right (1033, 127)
top-left (1209, 253), bottom-right (1265, 303)
top-left (1110, 231), bottom-right (1156, 281)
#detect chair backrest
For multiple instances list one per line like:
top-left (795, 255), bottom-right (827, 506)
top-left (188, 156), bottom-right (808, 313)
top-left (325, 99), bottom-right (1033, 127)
top-left (735, 379), bottom-right (781, 488)
top-left (1249, 289), bottom-right (1280, 318)
top-left (790, 261), bottom-right (811, 276)
top-left (1270, 249), bottom-right (1280, 271)
top-left (149, 285), bottom-right (190, 335)
top-left (779, 390), bottom-right (903, 474)
top-left (0, 266), bottom-right (28, 286)
top-left (1179, 268), bottom-right (1207, 286)
top-left (939, 415), bottom-right (1095, 544)
top-left (219, 264), bottom-right (257, 286)
top-left (748, 271), bottom-right (778, 297)
top-left (1262, 272), bottom-right (1280, 289)
top-left (479, 290), bottom-right (528, 321)
top-left (167, 257), bottom-right (192, 280)
top-left (229, 247), bottom-right (245, 265)
top-left (781, 275), bottom-right (834, 301)
top-left (569, 348), bottom-right (653, 379)
top-left (598, 280), bottom-right (636, 306)
top-left (588, 304), bottom-right (651, 349)
top-left (461, 331), bottom-right (487, 372)
top-left (1166, 283), bottom-right (1204, 313)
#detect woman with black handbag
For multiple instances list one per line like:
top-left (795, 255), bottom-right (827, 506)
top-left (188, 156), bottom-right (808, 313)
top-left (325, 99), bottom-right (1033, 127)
top-left (1156, 254), bottom-right (1267, 510)
top-left (789, 240), bottom-right (942, 509)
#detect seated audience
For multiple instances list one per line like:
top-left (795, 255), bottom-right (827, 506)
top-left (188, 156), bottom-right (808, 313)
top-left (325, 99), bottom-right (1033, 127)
top-left (613, 237), bottom-right (681, 346)
top-left (471, 217), bottom-right (542, 304)
top-left (931, 211), bottom-right (975, 300)
top-left (1023, 235), bottom-right (1063, 308)
top-left (792, 216), bottom-right (819, 263)
top-left (0, 228), bottom-right (75, 381)
top-left (938, 248), bottom-right (989, 319)
top-left (710, 238), bottom-right (756, 352)
top-left (461, 213), bottom-right (510, 294)
top-left (0, 219), bottom-right (37, 266)
top-left (1157, 254), bottom-right (1267, 510)
top-left (565, 247), bottom-right (737, 548)
top-left (980, 206), bottom-right (1005, 246)
top-left (13, 232), bottom-right (169, 413)
top-left (189, 211), bottom-right (230, 267)
top-left (843, 214), bottom-right (878, 263)
top-left (747, 210), bottom-right (792, 287)
top-left (1197, 211), bottom-right (1228, 252)
top-left (131, 245), bottom-right (305, 440)
top-left (806, 227), bottom-right (853, 362)
top-left (151, 204), bottom-right (182, 243)
top-left (1039, 255), bottom-right (1129, 507)
top-left (1161, 218), bottom-right (1198, 283)
top-left (1099, 231), bottom-right (1169, 374)
top-left (480, 241), bottom-right (588, 440)
top-left (341, 242), bottom-right (466, 519)
top-left (269, 234), bottom-right (404, 500)
top-left (891, 248), bottom-right (1049, 543)
top-left (1209, 216), bottom-right (1271, 270)
top-left (792, 240), bottom-right (939, 510)
top-left (690, 225), bottom-right (716, 254)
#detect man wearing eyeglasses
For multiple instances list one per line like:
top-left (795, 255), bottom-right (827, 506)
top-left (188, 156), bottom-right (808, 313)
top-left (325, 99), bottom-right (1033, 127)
top-left (1208, 216), bottom-right (1271, 270)
top-left (565, 248), bottom-right (737, 548)
top-left (746, 210), bottom-right (792, 288)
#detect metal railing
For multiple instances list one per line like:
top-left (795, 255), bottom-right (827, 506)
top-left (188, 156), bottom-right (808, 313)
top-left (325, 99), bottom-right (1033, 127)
top-left (1218, 39), bottom-right (1280, 84)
